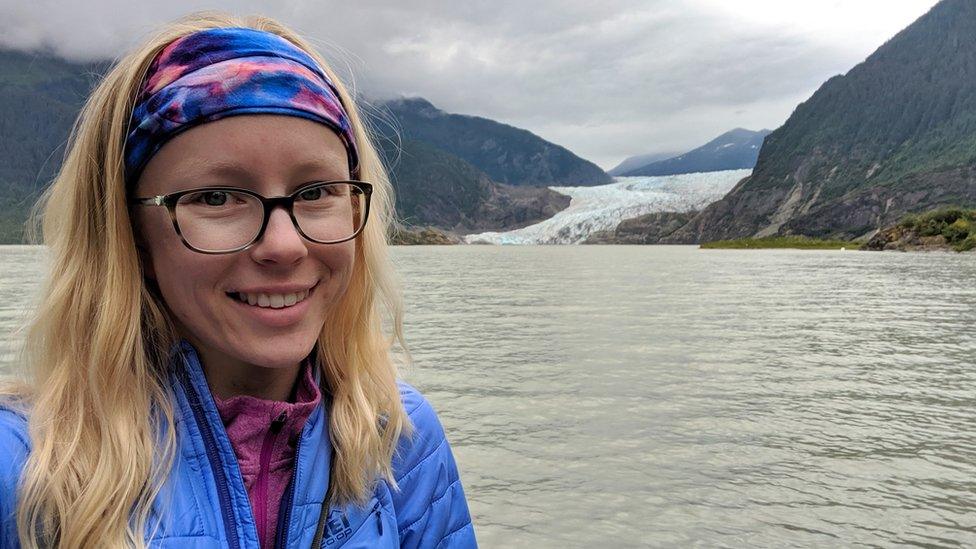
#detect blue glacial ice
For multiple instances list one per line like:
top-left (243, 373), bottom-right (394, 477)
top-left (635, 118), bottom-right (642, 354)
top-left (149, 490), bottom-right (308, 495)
top-left (464, 169), bottom-right (751, 245)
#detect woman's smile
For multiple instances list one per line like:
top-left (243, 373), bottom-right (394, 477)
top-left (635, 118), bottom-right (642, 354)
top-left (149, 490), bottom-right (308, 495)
top-left (226, 281), bottom-right (319, 328)
top-left (232, 289), bottom-right (308, 308)
top-left (227, 281), bottom-right (318, 308)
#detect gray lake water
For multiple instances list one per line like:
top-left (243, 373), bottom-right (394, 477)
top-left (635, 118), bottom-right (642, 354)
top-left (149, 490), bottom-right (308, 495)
top-left (2, 245), bottom-right (975, 547)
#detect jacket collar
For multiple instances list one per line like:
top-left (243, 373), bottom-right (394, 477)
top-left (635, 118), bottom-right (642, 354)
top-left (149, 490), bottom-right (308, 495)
top-left (166, 338), bottom-right (334, 547)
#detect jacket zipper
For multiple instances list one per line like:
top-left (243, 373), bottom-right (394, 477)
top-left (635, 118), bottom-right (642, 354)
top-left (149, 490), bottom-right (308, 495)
top-left (257, 411), bottom-right (287, 548)
top-left (274, 433), bottom-right (301, 548)
top-left (276, 365), bottom-right (323, 548)
top-left (178, 369), bottom-right (241, 549)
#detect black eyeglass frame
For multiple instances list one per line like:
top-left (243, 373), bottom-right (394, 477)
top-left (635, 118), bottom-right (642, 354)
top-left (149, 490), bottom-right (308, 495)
top-left (129, 180), bottom-right (373, 254)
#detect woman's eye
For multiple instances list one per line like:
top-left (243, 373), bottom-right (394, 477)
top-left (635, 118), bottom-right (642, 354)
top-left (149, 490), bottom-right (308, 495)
top-left (199, 191), bottom-right (228, 206)
top-left (183, 191), bottom-right (250, 207)
top-left (299, 188), bottom-right (323, 201)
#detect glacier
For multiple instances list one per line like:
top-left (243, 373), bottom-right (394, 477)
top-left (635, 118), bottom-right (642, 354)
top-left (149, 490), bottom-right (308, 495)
top-left (464, 169), bottom-right (751, 245)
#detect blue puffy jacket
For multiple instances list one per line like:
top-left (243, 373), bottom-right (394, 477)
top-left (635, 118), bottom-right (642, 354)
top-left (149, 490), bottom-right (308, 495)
top-left (0, 340), bottom-right (478, 548)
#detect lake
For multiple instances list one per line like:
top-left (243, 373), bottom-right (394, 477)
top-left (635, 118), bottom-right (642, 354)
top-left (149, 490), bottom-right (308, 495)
top-left (2, 245), bottom-right (975, 547)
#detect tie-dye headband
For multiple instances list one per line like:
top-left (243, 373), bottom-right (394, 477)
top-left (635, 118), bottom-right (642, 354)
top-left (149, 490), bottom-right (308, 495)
top-left (124, 27), bottom-right (359, 188)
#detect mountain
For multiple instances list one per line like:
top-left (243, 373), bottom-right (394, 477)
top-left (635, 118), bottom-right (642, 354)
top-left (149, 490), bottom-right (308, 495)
top-left (621, 128), bottom-right (770, 177)
top-left (0, 49), bottom-right (107, 242)
top-left (376, 137), bottom-right (570, 232)
top-left (378, 97), bottom-right (611, 186)
top-left (608, 151), bottom-right (679, 176)
top-left (666, 0), bottom-right (976, 243)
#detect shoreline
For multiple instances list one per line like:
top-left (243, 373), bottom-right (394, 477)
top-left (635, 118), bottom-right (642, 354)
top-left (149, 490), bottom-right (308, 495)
top-left (700, 236), bottom-right (859, 250)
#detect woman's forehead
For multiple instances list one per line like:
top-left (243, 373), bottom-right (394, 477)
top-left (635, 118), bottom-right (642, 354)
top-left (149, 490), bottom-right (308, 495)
top-left (137, 115), bottom-right (349, 190)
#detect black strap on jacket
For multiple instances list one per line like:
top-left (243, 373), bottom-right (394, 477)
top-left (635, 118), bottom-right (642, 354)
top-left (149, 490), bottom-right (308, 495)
top-left (310, 372), bottom-right (334, 548)
top-left (310, 494), bottom-right (330, 548)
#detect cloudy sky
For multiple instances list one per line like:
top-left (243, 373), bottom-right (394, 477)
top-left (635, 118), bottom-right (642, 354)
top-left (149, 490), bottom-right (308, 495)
top-left (1, 0), bottom-right (941, 170)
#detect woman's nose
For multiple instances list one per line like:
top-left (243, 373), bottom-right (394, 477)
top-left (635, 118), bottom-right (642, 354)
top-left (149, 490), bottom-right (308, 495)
top-left (249, 206), bottom-right (309, 265)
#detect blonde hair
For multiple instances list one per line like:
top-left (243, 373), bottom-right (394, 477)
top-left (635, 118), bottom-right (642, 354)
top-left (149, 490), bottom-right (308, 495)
top-left (3, 11), bottom-right (411, 548)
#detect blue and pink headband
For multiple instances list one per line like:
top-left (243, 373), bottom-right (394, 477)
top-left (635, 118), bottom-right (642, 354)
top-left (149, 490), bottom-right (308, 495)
top-left (124, 27), bottom-right (359, 188)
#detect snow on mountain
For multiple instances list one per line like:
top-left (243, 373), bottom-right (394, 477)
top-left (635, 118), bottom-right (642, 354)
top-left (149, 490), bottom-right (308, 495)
top-left (464, 169), bottom-right (751, 245)
top-left (621, 129), bottom-right (770, 177)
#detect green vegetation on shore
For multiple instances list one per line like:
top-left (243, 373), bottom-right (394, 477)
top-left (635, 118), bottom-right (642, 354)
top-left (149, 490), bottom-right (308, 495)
top-left (388, 226), bottom-right (459, 245)
top-left (701, 235), bottom-right (859, 250)
top-left (896, 207), bottom-right (976, 252)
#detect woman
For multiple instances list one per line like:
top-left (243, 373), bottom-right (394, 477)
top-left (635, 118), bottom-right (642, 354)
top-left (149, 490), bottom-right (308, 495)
top-left (0, 12), bottom-right (477, 549)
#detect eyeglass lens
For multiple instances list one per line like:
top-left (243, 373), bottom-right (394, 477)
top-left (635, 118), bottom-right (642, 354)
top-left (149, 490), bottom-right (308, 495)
top-left (174, 182), bottom-right (365, 252)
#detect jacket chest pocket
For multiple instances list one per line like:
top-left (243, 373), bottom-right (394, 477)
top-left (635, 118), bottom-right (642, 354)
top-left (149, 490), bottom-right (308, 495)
top-left (320, 498), bottom-right (398, 548)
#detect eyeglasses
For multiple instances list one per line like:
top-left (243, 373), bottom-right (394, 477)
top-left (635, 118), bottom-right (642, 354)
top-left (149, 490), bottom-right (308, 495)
top-left (129, 180), bottom-right (373, 254)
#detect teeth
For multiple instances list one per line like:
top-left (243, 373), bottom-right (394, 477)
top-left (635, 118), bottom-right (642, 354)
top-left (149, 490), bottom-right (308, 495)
top-left (234, 289), bottom-right (310, 309)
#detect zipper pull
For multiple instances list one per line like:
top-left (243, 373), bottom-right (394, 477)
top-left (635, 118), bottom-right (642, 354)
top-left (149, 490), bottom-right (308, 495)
top-left (271, 410), bottom-right (287, 433)
top-left (375, 509), bottom-right (383, 536)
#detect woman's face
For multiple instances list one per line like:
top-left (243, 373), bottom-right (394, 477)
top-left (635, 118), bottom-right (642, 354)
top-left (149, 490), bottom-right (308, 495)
top-left (133, 114), bottom-right (356, 373)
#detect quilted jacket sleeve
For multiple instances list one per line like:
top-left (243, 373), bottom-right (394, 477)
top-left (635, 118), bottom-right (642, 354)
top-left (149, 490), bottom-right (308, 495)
top-left (0, 407), bottom-right (30, 549)
top-left (391, 381), bottom-right (477, 548)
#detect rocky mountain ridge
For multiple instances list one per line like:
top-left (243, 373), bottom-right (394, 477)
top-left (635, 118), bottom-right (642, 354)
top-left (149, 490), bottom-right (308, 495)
top-left (665, 0), bottom-right (976, 243)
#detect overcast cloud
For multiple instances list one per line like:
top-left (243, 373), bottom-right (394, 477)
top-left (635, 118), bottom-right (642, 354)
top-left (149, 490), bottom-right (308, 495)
top-left (0, 0), bottom-right (941, 169)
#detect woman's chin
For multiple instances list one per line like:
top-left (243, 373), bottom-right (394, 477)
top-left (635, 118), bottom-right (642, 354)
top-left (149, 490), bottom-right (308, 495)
top-left (236, 339), bottom-right (316, 370)
top-left (183, 329), bottom-right (318, 373)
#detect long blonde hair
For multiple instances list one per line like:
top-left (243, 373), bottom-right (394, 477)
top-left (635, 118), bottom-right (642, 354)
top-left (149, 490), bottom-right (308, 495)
top-left (3, 11), bottom-right (411, 548)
